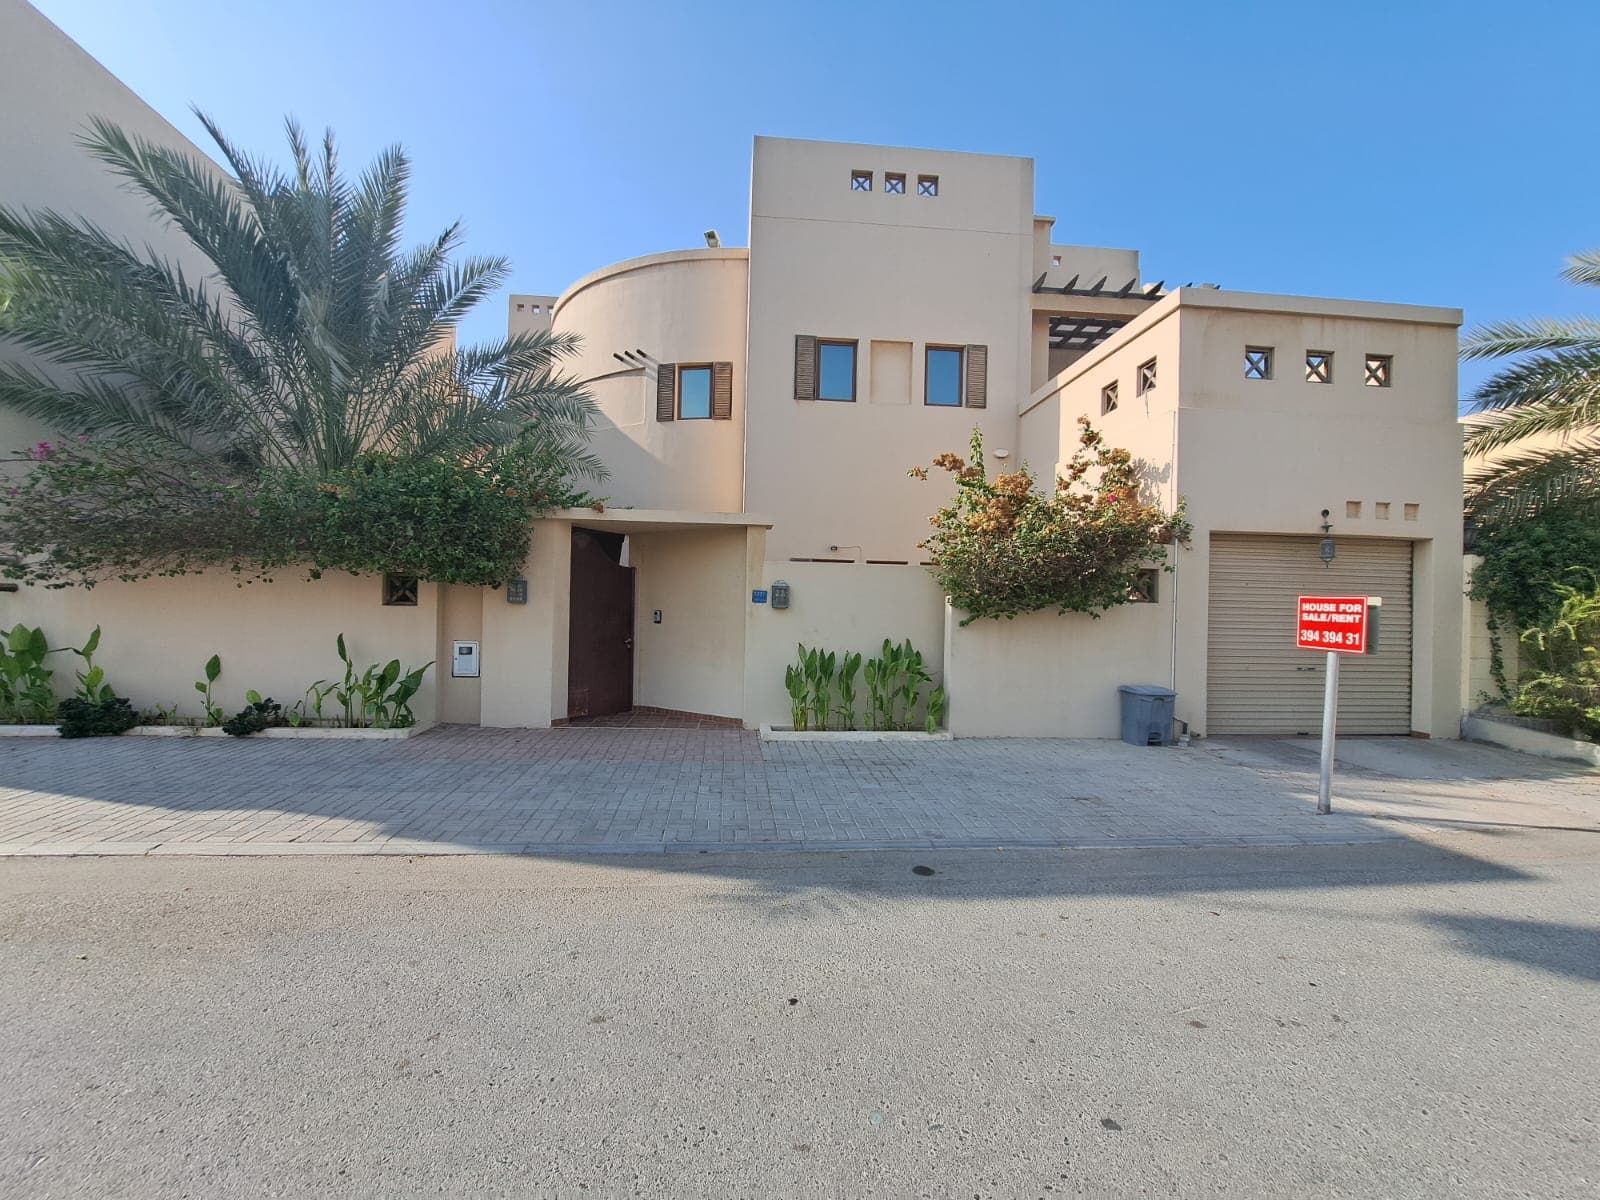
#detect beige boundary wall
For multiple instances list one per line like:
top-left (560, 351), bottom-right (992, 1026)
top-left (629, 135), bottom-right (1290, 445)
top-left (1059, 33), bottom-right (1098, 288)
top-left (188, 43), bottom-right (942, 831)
top-left (0, 572), bottom-right (443, 726)
top-left (942, 601), bottom-right (1174, 739)
top-left (743, 562), bottom-right (947, 729)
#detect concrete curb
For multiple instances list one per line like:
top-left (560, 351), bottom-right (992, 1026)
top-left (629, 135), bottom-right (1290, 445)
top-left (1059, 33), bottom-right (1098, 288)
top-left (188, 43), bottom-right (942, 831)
top-left (0, 827), bottom-right (1402, 858)
top-left (1461, 714), bottom-right (1600, 769)
top-left (759, 724), bottom-right (952, 742)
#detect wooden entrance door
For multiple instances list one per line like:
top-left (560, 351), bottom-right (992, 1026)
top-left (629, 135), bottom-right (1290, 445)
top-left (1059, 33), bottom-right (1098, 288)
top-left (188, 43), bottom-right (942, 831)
top-left (567, 529), bottom-right (635, 718)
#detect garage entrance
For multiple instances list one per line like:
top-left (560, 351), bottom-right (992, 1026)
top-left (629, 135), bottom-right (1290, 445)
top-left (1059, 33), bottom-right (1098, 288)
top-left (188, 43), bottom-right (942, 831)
top-left (1207, 533), bottom-right (1414, 735)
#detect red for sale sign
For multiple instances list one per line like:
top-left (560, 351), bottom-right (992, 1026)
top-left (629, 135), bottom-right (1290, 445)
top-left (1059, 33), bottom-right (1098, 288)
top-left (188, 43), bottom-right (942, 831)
top-left (1296, 596), bottom-right (1370, 654)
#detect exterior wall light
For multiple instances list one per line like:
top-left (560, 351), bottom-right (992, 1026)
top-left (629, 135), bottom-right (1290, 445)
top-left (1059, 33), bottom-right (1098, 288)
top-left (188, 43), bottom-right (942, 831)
top-left (506, 577), bottom-right (528, 604)
top-left (1318, 509), bottom-right (1336, 567)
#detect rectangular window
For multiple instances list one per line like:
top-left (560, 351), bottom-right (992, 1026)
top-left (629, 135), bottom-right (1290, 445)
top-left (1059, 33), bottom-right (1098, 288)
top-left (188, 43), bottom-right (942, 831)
top-left (850, 169), bottom-right (873, 192)
top-left (1137, 357), bottom-right (1157, 396)
top-left (917, 174), bottom-right (939, 197)
top-left (1364, 354), bottom-right (1393, 387)
top-left (817, 340), bottom-right (857, 402)
top-left (925, 346), bottom-right (964, 407)
top-left (678, 365), bottom-right (712, 419)
top-left (884, 172), bottom-right (906, 195)
top-left (382, 574), bottom-right (419, 607)
top-left (1306, 351), bottom-right (1333, 384)
top-left (1101, 381), bottom-right (1119, 414)
top-left (1131, 568), bottom-right (1160, 603)
top-left (1244, 346), bottom-right (1273, 380)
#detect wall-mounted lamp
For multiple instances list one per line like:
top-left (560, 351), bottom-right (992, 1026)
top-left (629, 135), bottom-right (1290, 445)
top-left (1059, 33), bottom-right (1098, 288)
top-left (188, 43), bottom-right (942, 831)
top-left (992, 448), bottom-right (1011, 460)
top-left (506, 576), bottom-right (529, 604)
top-left (1318, 509), bottom-right (1336, 567)
top-left (704, 229), bottom-right (721, 248)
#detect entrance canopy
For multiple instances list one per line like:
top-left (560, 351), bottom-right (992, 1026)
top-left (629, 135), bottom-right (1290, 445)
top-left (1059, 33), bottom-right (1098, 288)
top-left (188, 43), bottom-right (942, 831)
top-left (553, 507), bottom-right (773, 536)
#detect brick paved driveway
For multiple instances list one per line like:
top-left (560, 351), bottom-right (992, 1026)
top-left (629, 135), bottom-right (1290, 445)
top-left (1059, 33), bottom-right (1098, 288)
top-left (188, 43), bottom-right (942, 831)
top-left (0, 726), bottom-right (1596, 856)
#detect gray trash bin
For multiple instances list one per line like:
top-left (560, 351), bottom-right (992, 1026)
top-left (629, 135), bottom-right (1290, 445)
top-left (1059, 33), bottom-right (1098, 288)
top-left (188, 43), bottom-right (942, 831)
top-left (1117, 685), bottom-right (1177, 747)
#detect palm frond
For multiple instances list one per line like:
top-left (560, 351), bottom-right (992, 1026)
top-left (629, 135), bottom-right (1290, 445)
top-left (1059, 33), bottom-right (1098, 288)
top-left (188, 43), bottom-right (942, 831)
top-left (1460, 318), bottom-right (1600, 360)
top-left (1561, 248), bottom-right (1600, 288)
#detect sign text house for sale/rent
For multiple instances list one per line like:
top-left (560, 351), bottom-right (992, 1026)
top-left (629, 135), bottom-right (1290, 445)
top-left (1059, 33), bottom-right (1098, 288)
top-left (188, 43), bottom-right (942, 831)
top-left (1296, 596), bottom-right (1370, 655)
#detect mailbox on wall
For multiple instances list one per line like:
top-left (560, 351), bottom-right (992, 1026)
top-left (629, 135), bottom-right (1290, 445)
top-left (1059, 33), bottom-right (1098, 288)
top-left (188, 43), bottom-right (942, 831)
top-left (451, 641), bottom-right (480, 678)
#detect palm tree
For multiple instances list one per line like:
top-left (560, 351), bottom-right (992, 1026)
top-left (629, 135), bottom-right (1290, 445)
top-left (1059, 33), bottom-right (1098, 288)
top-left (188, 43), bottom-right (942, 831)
top-left (0, 114), bottom-right (599, 478)
top-left (1462, 248), bottom-right (1600, 523)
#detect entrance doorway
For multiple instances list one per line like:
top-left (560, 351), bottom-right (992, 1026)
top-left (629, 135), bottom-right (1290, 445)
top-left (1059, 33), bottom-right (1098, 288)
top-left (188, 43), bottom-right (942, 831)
top-left (567, 528), bottom-right (634, 718)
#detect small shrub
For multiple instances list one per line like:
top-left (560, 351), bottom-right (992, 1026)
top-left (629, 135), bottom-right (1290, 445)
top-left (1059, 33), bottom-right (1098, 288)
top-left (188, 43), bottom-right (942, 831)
top-left (57, 696), bottom-right (138, 738)
top-left (1510, 582), bottom-right (1600, 740)
top-left (911, 423), bottom-right (1189, 625)
top-left (222, 692), bottom-right (285, 737)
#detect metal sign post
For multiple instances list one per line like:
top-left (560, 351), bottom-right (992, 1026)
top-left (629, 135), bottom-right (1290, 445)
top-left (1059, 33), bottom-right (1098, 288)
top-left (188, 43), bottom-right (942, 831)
top-left (1317, 651), bottom-right (1339, 814)
top-left (1295, 596), bottom-right (1373, 816)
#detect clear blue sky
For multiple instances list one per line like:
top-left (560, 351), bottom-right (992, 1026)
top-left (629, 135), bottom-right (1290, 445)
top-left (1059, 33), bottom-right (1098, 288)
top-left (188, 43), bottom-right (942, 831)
top-left (30, 0), bottom-right (1600, 399)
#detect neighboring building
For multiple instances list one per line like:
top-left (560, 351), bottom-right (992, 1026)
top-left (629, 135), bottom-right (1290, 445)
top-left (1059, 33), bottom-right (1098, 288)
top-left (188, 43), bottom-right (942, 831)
top-left (1, 2), bottom-right (1465, 737)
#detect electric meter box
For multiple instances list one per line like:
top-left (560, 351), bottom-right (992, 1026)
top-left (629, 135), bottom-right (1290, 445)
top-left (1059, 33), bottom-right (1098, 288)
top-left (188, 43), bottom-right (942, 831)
top-left (451, 640), bottom-right (480, 678)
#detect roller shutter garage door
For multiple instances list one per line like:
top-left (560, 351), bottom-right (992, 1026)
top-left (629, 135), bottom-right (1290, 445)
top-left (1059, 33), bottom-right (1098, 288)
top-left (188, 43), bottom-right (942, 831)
top-left (1207, 534), bottom-right (1414, 735)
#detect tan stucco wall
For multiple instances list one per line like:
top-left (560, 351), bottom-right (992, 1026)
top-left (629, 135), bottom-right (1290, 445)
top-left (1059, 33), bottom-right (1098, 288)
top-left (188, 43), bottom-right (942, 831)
top-left (743, 137), bottom-right (1036, 564)
top-left (743, 561), bottom-right (947, 728)
top-left (0, 0), bottom-right (224, 460)
top-left (943, 601), bottom-right (1174, 738)
top-left (0, 572), bottom-right (441, 725)
top-left (629, 527), bottom-right (750, 719)
top-left (479, 519), bottom-right (570, 728)
top-left (437, 584), bottom-right (484, 725)
top-left (550, 250), bottom-right (748, 513)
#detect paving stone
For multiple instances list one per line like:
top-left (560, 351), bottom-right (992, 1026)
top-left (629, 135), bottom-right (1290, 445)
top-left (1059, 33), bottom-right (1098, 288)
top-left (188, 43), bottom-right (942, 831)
top-left (0, 727), bottom-right (1593, 856)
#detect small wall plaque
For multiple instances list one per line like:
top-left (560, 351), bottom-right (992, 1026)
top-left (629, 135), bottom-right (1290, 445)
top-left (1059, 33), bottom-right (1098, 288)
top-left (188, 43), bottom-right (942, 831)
top-left (751, 589), bottom-right (768, 604)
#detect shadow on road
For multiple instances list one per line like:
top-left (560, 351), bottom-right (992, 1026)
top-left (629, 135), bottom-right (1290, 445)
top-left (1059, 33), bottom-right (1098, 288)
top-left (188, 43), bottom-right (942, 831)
top-left (1418, 913), bottom-right (1600, 983)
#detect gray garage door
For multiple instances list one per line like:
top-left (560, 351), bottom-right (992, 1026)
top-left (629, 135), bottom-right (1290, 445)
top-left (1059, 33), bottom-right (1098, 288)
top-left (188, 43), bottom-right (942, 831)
top-left (1207, 534), bottom-right (1414, 735)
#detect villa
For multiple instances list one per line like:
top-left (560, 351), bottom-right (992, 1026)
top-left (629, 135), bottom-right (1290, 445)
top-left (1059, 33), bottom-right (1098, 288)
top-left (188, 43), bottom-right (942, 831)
top-left (1, 1), bottom-right (1466, 738)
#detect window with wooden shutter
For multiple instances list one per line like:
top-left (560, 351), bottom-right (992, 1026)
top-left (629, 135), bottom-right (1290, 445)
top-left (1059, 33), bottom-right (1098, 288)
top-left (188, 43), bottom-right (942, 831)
top-left (794, 335), bottom-right (817, 401)
top-left (655, 362), bottom-right (677, 421)
top-left (963, 343), bottom-right (987, 409)
top-left (711, 361), bottom-right (733, 420)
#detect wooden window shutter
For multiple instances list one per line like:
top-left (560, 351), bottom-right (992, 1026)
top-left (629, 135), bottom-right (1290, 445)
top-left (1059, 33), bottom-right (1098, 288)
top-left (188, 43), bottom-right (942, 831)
top-left (963, 344), bottom-right (988, 409)
top-left (794, 335), bottom-right (818, 401)
top-left (711, 361), bottom-right (733, 420)
top-left (656, 363), bottom-right (677, 421)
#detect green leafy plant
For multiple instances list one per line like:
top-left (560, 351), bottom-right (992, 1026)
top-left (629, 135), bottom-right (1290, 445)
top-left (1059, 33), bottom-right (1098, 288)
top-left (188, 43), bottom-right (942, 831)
top-left (0, 623), bottom-right (60, 723)
top-left (194, 654), bottom-right (224, 726)
top-left (1511, 580), bottom-right (1600, 739)
top-left (925, 685), bottom-right (948, 735)
top-left (67, 625), bottom-right (116, 703)
top-left (137, 702), bottom-right (181, 726)
top-left (222, 692), bottom-right (285, 736)
top-left (57, 696), bottom-right (138, 738)
top-left (835, 651), bottom-right (863, 731)
top-left (318, 634), bottom-right (432, 728)
top-left (864, 638), bottom-right (935, 731)
top-left (911, 423), bottom-right (1189, 625)
top-left (783, 661), bottom-right (810, 732)
top-left (805, 645), bottom-right (837, 731)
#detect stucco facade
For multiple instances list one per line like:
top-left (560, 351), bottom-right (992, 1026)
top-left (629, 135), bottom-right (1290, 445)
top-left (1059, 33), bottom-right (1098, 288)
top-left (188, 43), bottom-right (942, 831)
top-left (0, 4), bottom-right (1467, 737)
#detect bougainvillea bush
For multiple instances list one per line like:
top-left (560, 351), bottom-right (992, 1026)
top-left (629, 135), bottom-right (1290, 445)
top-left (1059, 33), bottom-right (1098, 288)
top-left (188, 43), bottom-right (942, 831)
top-left (911, 420), bottom-right (1189, 625)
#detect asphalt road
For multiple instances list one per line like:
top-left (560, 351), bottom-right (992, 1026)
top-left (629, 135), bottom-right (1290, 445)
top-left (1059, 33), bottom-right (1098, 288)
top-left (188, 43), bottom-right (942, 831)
top-left (3, 829), bottom-right (1598, 1198)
